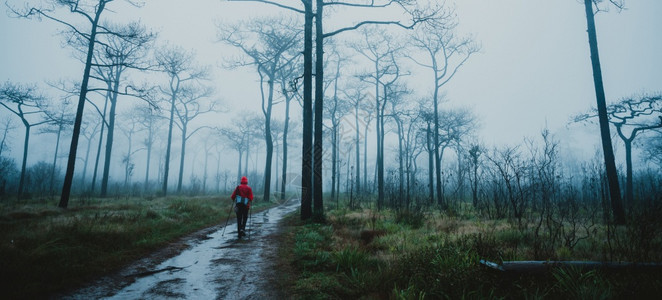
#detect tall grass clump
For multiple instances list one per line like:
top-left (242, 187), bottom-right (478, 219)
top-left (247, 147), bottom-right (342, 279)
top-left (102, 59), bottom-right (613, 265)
top-left (0, 196), bottom-right (227, 298)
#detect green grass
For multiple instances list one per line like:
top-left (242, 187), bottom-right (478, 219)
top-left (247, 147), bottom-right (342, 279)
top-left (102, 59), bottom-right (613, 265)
top-left (0, 195), bottom-right (274, 299)
top-left (278, 202), bottom-right (662, 299)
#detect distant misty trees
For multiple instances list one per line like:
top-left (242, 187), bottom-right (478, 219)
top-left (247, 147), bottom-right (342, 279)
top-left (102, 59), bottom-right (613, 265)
top-left (1, 0), bottom-right (658, 237)
top-left (5, 0), bottom-right (226, 204)
top-left (230, 0), bottom-right (442, 220)
top-left (155, 46), bottom-right (210, 196)
top-left (218, 16), bottom-right (303, 204)
top-left (409, 11), bottom-right (480, 208)
top-left (9, 0), bottom-right (153, 208)
top-left (575, 94), bottom-right (662, 205)
top-left (0, 82), bottom-right (51, 198)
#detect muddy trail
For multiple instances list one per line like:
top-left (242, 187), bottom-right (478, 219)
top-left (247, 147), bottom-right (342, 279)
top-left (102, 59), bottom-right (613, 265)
top-left (64, 199), bottom-right (299, 300)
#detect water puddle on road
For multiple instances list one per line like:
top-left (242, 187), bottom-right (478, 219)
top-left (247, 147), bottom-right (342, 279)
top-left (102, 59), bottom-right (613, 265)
top-left (69, 199), bottom-right (299, 300)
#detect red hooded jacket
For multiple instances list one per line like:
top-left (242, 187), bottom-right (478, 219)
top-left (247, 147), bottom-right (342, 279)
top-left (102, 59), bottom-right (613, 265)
top-left (231, 176), bottom-right (254, 208)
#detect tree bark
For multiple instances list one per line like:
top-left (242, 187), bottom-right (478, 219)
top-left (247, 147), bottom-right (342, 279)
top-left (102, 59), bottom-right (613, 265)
top-left (91, 90), bottom-right (109, 193)
top-left (49, 121), bottom-right (63, 195)
top-left (433, 74), bottom-right (444, 208)
top-left (162, 92), bottom-right (176, 196)
top-left (354, 101), bottom-right (361, 195)
top-left (427, 122), bottom-right (434, 204)
top-left (100, 73), bottom-right (121, 197)
top-left (144, 126), bottom-right (152, 192)
top-left (177, 124), bottom-right (187, 193)
top-left (583, 0), bottom-right (625, 224)
top-left (60, 1), bottom-right (105, 208)
top-left (300, 0), bottom-right (313, 220)
top-left (18, 123), bottom-right (30, 198)
top-left (280, 88), bottom-right (291, 201)
top-left (313, 0), bottom-right (324, 219)
top-left (263, 73), bottom-right (275, 203)
top-left (364, 121), bottom-right (369, 193)
top-left (624, 138), bottom-right (633, 205)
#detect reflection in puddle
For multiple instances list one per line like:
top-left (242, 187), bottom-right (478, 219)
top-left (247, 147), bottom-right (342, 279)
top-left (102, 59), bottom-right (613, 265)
top-left (97, 199), bottom-right (299, 300)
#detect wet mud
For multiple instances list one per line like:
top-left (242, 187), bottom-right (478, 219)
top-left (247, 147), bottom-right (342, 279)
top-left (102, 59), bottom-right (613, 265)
top-left (64, 199), bottom-right (299, 299)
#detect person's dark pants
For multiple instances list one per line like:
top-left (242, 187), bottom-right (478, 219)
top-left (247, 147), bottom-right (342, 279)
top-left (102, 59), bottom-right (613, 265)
top-left (235, 203), bottom-right (249, 237)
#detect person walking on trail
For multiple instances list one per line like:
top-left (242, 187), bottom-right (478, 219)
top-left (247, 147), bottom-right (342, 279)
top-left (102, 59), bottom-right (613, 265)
top-left (231, 176), bottom-right (253, 238)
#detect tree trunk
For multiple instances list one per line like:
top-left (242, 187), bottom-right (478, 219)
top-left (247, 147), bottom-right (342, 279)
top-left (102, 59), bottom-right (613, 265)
top-left (433, 80), bottom-right (444, 208)
top-left (81, 125), bottom-right (94, 187)
top-left (177, 124), bottom-right (188, 193)
top-left (18, 122), bottom-right (30, 198)
top-left (313, 0), bottom-right (324, 219)
top-left (124, 130), bottom-right (133, 189)
top-left (364, 122), bottom-right (369, 193)
top-left (397, 119), bottom-right (404, 207)
top-left (237, 150), bottom-right (243, 184)
top-left (144, 129), bottom-right (152, 192)
top-left (427, 122), bottom-right (434, 205)
top-left (472, 154), bottom-right (478, 208)
top-left (101, 74), bottom-right (120, 197)
top-left (331, 122), bottom-right (337, 202)
top-left (355, 103), bottom-right (361, 195)
top-left (162, 93), bottom-right (176, 196)
top-left (203, 150), bottom-right (209, 194)
top-left (300, 0), bottom-right (313, 220)
top-left (377, 87), bottom-right (387, 210)
top-left (583, 0), bottom-right (625, 224)
top-left (624, 139), bottom-right (633, 205)
top-left (91, 90), bottom-right (109, 193)
top-left (280, 92), bottom-right (291, 201)
top-left (60, 1), bottom-right (105, 208)
top-left (244, 140), bottom-right (249, 175)
top-left (263, 78), bottom-right (274, 203)
top-left (50, 122), bottom-right (62, 195)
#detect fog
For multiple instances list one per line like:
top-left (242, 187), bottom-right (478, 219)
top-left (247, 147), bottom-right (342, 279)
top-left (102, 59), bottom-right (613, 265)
top-left (0, 0), bottom-right (660, 197)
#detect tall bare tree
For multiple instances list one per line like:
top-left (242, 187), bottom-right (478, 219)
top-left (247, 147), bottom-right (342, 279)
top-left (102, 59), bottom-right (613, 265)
top-left (468, 143), bottom-right (483, 208)
top-left (229, 0), bottom-right (437, 218)
top-left (79, 114), bottom-right (100, 187)
top-left (386, 85), bottom-right (413, 206)
top-left (10, 0), bottom-right (147, 208)
top-left (118, 109), bottom-right (143, 190)
top-left (582, 0), bottom-right (626, 223)
top-left (399, 103), bottom-right (426, 208)
top-left (219, 118), bottom-right (252, 183)
top-left (354, 28), bottom-right (407, 209)
top-left (0, 118), bottom-right (16, 158)
top-left (40, 97), bottom-right (74, 195)
top-left (133, 103), bottom-right (163, 192)
top-left (277, 59), bottom-right (302, 201)
top-left (155, 45), bottom-right (209, 196)
top-left (0, 82), bottom-right (50, 198)
top-left (410, 9), bottom-right (479, 208)
top-left (325, 53), bottom-right (351, 205)
top-left (341, 80), bottom-right (368, 195)
top-left (173, 86), bottom-right (216, 193)
top-left (576, 94), bottom-right (662, 205)
top-left (91, 22), bottom-right (154, 197)
top-left (219, 16), bottom-right (302, 203)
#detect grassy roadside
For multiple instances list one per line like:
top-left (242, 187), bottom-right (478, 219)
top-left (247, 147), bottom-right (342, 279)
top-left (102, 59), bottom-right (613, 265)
top-left (0, 196), bottom-right (274, 299)
top-left (276, 206), bottom-right (662, 299)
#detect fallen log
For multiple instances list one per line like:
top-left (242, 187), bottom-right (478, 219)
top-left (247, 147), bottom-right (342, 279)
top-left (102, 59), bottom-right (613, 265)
top-left (480, 259), bottom-right (662, 273)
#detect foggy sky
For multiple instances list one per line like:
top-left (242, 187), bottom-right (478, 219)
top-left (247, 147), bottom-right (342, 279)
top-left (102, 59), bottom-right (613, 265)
top-left (1, 0), bottom-right (660, 184)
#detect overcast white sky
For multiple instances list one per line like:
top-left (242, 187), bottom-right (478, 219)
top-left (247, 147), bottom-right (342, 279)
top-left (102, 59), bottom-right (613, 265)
top-left (1, 0), bottom-right (661, 182)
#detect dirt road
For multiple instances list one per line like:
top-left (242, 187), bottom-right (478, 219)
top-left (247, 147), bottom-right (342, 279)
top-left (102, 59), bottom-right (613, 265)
top-left (65, 199), bottom-right (299, 299)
